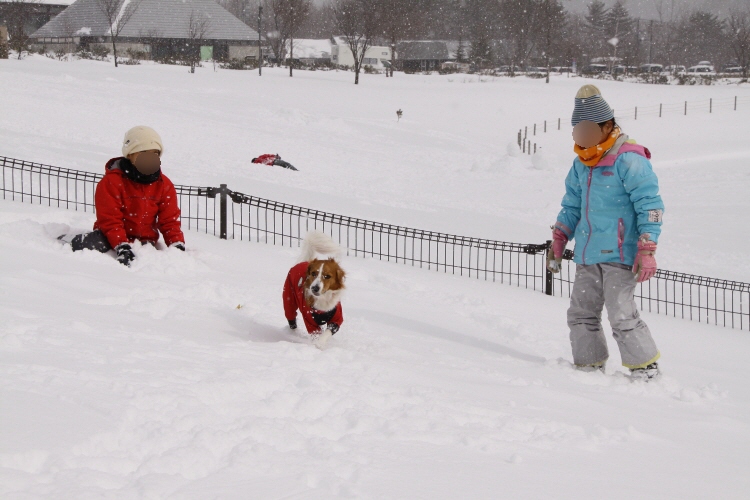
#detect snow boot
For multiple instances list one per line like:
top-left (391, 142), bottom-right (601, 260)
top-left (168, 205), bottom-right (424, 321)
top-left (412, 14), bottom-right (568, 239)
top-left (630, 362), bottom-right (660, 381)
top-left (575, 362), bottom-right (606, 374)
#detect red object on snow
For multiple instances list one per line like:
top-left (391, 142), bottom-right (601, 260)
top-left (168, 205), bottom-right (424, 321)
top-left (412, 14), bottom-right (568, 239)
top-left (252, 154), bottom-right (280, 166)
top-left (283, 262), bottom-right (344, 334)
top-left (93, 157), bottom-right (185, 249)
top-left (251, 154), bottom-right (298, 171)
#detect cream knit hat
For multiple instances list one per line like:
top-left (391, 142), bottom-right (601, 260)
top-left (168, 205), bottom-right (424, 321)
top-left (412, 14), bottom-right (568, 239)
top-left (122, 126), bottom-right (163, 157)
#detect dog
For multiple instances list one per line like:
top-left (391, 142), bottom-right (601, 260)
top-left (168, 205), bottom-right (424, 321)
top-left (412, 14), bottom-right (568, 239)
top-left (282, 231), bottom-right (345, 348)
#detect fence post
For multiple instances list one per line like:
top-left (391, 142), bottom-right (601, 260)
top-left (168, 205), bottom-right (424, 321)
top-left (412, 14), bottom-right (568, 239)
top-left (684, 101), bottom-right (687, 115)
top-left (735, 96), bottom-right (737, 111)
top-left (219, 183), bottom-right (228, 240)
top-left (527, 140), bottom-right (531, 155)
top-left (533, 123), bottom-right (536, 136)
top-left (534, 143), bottom-right (537, 153)
top-left (545, 240), bottom-right (553, 296)
top-left (710, 98), bottom-right (712, 113)
top-left (518, 129), bottom-right (522, 148)
top-left (522, 140), bottom-right (526, 153)
top-left (558, 118), bottom-right (560, 130)
top-left (659, 103), bottom-right (662, 117)
top-left (524, 126), bottom-right (527, 141)
top-left (544, 120), bottom-right (547, 133)
top-left (635, 106), bottom-right (638, 120)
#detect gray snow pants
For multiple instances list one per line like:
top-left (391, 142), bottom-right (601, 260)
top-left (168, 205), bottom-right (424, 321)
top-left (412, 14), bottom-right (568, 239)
top-left (568, 263), bottom-right (660, 369)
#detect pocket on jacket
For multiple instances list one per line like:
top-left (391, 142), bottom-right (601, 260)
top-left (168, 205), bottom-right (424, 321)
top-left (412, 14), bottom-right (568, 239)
top-left (617, 218), bottom-right (625, 263)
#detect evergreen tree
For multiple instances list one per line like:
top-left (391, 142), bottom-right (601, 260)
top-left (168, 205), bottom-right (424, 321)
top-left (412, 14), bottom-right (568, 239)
top-left (584, 0), bottom-right (609, 60)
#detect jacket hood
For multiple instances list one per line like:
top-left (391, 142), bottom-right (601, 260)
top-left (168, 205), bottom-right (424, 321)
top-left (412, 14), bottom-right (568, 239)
top-left (104, 157), bottom-right (161, 184)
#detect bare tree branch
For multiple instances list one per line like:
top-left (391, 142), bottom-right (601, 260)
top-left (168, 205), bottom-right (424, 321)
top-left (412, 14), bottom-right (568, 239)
top-left (331, 0), bottom-right (380, 84)
top-left (95, 0), bottom-right (142, 67)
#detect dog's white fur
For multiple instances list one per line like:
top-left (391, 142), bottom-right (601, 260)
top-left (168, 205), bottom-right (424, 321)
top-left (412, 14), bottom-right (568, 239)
top-left (299, 231), bottom-right (342, 262)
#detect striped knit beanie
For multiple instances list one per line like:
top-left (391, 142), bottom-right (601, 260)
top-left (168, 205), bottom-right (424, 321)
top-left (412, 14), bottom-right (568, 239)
top-left (571, 85), bottom-right (614, 126)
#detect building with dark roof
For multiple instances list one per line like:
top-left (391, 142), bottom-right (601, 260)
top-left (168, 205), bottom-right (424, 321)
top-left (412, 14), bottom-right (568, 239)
top-left (0, 1), bottom-right (71, 36)
top-left (30, 0), bottom-right (262, 61)
top-left (397, 40), bottom-right (469, 72)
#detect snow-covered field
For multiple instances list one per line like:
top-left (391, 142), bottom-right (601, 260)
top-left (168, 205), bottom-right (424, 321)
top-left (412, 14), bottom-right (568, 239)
top-left (1, 57), bottom-right (750, 498)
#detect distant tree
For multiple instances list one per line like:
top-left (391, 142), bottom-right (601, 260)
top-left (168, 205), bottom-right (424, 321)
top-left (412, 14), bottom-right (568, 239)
top-left (498, 0), bottom-right (538, 73)
top-left (584, 0), bottom-right (609, 61)
top-left (298, 4), bottom-right (337, 38)
top-left (4, 0), bottom-right (39, 59)
top-left (676, 10), bottom-right (726, 67)
top-left (455, 32), bottom-right (467, 63)
top-left (95, 0), bottom-right (142, 67)
top-left (537, 0), bottom-right (567, 82)
top-left (277, 0), bottom-right (311, 76)
top-left (466, 0), bottom-right (497, 70)
top-left (378, 0), bottom-right (428, 76)
top-left (186, 9), bottom-right (211, 73)
top-left (726, 8), bottom-right (750, 77)
top-left (604, 1), bottom-right (634, 66)
top-left (331, 0), bottom-right (381, 84)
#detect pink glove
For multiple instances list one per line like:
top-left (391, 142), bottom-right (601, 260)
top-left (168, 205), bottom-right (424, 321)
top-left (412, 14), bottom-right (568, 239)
top-left (547, 226), bottom-right (569, 273)
top-left (552, 228), bottom-right (568, 260)
top-left (633, 238), bottom-right (657, 282)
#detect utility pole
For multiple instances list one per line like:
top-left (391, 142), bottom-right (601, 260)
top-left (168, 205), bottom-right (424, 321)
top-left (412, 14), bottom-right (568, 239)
top-left (258, 5), bottom-right (263, 76)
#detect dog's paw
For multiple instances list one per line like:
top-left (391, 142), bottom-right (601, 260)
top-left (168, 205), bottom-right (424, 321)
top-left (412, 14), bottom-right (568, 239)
top-left (313, 329), bottom-right (333, 349)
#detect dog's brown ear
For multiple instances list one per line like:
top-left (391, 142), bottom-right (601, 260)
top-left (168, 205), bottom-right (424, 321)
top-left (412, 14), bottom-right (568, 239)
top-left (335, 267), bottom-right (346, 288)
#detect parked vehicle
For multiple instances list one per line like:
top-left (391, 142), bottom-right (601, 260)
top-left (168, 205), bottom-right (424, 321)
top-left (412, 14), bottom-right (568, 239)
top-left (639, 64), bottom-right (663, 74)
top-left (552, 66), bottom-right (573, 73)
top-left (663, 65), bottom-right (686, 76)
top-left (496, 65), bottom-right (521, 74)
top-left (687, 65), bottom-right (716, 76)
top-left (612, 65), bottom-right (638, 75)
top-left (721, 63), bottom-right (744, 74)
top-left (582, 64), bottom-right (608, 75)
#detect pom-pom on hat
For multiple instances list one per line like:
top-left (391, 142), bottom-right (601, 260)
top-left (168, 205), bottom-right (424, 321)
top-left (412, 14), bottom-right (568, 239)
top-left (571, 85), bottom-right (614, 126)
top-left (122, 126), bottom-right (163, 157)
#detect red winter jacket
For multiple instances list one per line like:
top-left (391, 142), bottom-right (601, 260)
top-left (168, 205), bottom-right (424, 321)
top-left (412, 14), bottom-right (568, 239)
top-left (283, 261), bottom-right (344, 334)
top-left (93, 157), bottom-right (185, 249)
top-left (252, 154), bottom-right (279, 166)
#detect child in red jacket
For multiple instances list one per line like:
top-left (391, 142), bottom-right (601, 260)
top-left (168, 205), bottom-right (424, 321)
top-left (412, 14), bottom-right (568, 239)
top-left (62, 126), bottom-right (185, 266)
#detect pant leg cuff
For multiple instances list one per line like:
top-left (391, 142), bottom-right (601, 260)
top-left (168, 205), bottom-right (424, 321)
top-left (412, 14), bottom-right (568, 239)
top-left (623, 352), bottom-right (660, 370)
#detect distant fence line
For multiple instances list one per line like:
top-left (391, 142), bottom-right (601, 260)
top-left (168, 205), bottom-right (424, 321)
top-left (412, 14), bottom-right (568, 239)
top-left (517, 95), bottom-right (750, 155)
top-left (2, 155), bottom-right (748, 332)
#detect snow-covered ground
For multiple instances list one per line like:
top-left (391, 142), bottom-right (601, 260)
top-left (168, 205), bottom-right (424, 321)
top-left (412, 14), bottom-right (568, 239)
top-left (1, 57), bottom-right (750, 498)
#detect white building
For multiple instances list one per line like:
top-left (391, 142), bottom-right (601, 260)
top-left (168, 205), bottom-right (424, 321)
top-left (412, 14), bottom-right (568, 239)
top-left (330, 36), bottom-right (391, 70)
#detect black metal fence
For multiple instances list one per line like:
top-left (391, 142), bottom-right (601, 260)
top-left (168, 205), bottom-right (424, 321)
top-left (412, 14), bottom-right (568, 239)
top-left (3, 155), bottom-right (748, 332)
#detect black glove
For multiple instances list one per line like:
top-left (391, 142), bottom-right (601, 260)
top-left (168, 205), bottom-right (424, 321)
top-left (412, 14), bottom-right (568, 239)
top-left (115, 243), bottom-right (135, 267)
top-left (171, 242), bottom-right (186, 251)
top-left (328, 322), bottom-right (339, 335)
top-left (288, 319), bottom-right (297, 330)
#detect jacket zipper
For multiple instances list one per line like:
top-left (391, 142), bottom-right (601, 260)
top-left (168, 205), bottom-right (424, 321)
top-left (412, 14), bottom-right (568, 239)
top-left (618, 218), bottom-right (625, 262)
top-left (582, 168), bottom-right (594, 265)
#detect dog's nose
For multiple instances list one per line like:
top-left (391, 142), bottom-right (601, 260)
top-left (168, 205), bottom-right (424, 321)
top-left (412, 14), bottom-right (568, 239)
top-left (311, 285), bottom-right (320, 293)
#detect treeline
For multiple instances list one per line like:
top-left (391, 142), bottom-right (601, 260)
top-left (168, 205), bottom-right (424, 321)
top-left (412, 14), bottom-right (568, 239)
top-left (217, 0), bottom-right (749, 74)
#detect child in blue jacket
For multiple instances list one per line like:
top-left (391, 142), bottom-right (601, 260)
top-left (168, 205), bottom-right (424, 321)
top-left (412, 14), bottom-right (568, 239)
top-left (548, 85), bottom-right (664, 380)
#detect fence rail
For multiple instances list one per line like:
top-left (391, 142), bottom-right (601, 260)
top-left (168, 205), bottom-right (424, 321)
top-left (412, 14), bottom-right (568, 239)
top-left (517, 95), bottom-right (750, 154)
top-left (2, 155), bottom-right (748, 332)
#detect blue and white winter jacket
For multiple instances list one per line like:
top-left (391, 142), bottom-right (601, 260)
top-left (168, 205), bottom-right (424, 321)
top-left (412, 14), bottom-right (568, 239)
top-left (555, 134), bottom-right (664, 267)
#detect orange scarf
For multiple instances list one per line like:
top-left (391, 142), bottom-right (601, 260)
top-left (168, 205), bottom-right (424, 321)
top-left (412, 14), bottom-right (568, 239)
top-left (574, 127), bottom-right (621, 167)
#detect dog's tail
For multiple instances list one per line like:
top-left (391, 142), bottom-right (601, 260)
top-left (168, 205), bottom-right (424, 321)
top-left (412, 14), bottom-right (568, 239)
top-left (299, 231), bottom-right (341, 262)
